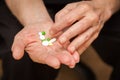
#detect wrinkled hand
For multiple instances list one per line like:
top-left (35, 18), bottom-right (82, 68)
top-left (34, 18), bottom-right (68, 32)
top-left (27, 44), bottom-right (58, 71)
top-left (12, 22), bottom-right (79, 69)
top-left (50, 1), bottom-right (112, 54)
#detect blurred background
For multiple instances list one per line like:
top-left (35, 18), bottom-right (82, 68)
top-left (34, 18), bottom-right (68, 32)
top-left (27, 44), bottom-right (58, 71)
top-left (0, 46), bottom-right (113, 80)
top-left (0, 60), bottom-right (2, 80)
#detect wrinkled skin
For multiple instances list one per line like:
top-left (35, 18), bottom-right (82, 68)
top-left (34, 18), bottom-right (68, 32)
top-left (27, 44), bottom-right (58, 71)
top-left (12, 22), bottom-right (79, 69)
top-left (50, 1), bottom-right (112, 55)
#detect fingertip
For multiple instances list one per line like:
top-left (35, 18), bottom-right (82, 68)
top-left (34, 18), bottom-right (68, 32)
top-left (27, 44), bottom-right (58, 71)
top-left (53, 61), bottom-right (61, 69)
top-left (45, 56), bottom-right (61, 69)
top-left (59, 37), bottom-right (66, 44)
top-left (54, 65), bottom-right (60, 69)
top-left (69, 59), bottom-right (76, 68)
top-left (69, 64), bottom-right (76, 68)
top-left (61, 52), bottom-right (75, 68)
top-left (68, 46), bottom-right (75, 53)
top-left (59, 54), bottom-right (72, 66)
top-left (12, 48), bottom-right (24, 60)
top-left (73, 51), bottom-right (80, 63)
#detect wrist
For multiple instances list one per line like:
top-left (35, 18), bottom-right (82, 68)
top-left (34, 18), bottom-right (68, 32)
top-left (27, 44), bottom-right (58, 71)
top-left (17, 7), bottom-right (53, 27)
top-left (22, 17), bottom-right (53, 27)
top-left (92, 0), bottom-right (120, 14)
top-left (5, 0), bottom-right (53, 27)
top-left (83, 0), bottom-right (120, 20)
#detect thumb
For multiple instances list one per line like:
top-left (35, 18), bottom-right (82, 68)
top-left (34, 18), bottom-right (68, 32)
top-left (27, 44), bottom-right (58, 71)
top-left (12, 38), bottom-right (25, 60)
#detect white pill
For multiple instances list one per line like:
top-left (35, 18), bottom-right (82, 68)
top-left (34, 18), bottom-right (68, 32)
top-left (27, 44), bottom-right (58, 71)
top-left (48, 42), bottom-right (53, 45)
top-left (38, 32), bottom-right (42, 36)
top-left (42, 40), bottom-right (49, 46)
top-left (49, 38), bottom-right (56, 43)
top-left (40, 35), bottom-right (45, 40)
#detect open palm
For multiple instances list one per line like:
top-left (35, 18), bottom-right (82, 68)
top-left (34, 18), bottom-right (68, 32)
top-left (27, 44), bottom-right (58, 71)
top-left (12, 22), bottom-right (78, 69)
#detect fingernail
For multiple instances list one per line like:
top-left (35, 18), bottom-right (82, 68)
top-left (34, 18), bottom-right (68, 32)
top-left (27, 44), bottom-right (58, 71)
top-left (69, 65), bottom-right (75, 68)
top-left (54, 65), bottom-right (60, 69)
top-left (59, 37), bottom-right (66, 44)
top-left (69, 46), bottom-right (75, 53)
top-left (73, 51), bottom-right (80, 63)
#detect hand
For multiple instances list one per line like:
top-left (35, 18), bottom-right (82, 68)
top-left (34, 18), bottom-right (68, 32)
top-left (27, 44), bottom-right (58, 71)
top-left (12, 22), bottom-right (78, 69)
top-left (50, 1), bottom-right (112, 54)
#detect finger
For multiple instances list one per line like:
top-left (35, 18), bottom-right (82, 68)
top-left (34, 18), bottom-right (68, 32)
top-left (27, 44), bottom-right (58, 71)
top-left (12, 36), bottom-right (25, 60)
top-left (73, 51), bottom-right (80, 63)
top-left (50, 31), bottom-right (63, 38)
top-left (55, 3), bottom-right (78, 21)
top-left (29, 52), bottom-right (61, 69)
top-left (68, 25), bottom-right (98, 53)
top-left (63, 41), bottom-right (70, 49)
top-left (26, 44), bottom-right (61, 69)
top-left (56, 51), bottom-right (76, 68)
top-left (77, 32), bottom-right (99, 55)
top-left (45, 55), bottom-right (61, 69)
top-left (50, 5), bottom-right (87, 35)
top-left (58, 16), bottom-right (96, 44)
top-left (52, 41), bottom-right (76, 68)
top-left (77, 23), bottom-right (103, 54)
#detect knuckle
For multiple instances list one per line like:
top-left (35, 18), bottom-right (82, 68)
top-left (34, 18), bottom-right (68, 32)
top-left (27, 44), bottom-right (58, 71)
top-left (87, 10), bottom-right (99, 22)
top-left (65, 16), bottom-right (74, 25)
top-left (55, 12), bottom-right (61, 19)
top-left (92, 13), bottom-right (99, 21)
top-left (81, 3), bottom-right (90, 10)
top-left (88, 15), bottom-right (94, 21)
top-left (66, 3), bottom-right (73, 7)
top-left (88, 14), bottom-right (97, 22)
top-left (66, 2), bottom-right (78, 9)
top-left (82, 45), bottom-right (88, 51)
top-left (84, 34), bottom-right (90, 41)
top-left (94, 14), bottom-right (99, 21)
top-left (67, 33), bottom-right (72, 39)
top-left (65, 29), bottom-right (73, 38)
top-left (81, 36), bottom-right (90, 47)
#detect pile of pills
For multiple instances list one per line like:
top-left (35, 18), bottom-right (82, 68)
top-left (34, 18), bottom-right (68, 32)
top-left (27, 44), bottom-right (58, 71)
top-left (38, 31), bottom-right (56, 46)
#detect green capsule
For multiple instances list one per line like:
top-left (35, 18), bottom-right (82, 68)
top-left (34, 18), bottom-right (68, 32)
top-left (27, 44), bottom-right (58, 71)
top-left (47, 38), bottom-right (51, 41)
top-left (41, 31), bottom-right (46, 35)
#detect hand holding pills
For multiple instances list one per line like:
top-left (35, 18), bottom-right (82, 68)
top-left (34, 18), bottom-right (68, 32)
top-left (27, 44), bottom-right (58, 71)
top-left (12, 22), bottom-right (78, 69)
top-left (38, 31), bottom-right (56, 46)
